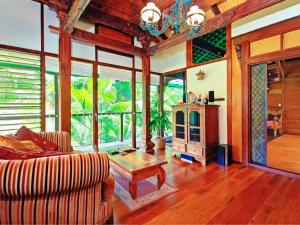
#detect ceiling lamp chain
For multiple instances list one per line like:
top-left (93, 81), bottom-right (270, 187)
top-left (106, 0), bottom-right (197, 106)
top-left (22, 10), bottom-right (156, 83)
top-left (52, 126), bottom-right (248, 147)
top-left (140, 0), bottom-right (205, 37)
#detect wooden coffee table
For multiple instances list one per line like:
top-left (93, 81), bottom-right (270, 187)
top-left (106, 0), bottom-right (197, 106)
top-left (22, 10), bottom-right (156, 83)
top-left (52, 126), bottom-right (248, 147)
top-left (108, 151), bottom-right (167, 200)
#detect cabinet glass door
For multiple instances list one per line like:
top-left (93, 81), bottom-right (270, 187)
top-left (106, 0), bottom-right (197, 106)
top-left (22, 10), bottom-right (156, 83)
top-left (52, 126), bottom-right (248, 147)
top-left (189, 111), bottom-right (201, 142)
top-left (175, 110), bottom-right (185, 139)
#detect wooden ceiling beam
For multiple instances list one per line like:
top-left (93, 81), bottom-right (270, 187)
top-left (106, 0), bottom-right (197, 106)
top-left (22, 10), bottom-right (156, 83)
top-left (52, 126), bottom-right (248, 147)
top-left (49, 25), bottom-right (146, 56)
top-left (63, 0), bottom-right (91, 33)
top-left (211, 4), bottom-right (221, 15)
top-left (149, 0), bottom-right (285, 55)
top-left (82, 8), bottom-right (147, 39)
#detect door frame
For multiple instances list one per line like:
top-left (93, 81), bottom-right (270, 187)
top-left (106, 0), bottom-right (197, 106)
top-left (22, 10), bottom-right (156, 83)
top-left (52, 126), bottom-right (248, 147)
top-left (238, 18), bottom-right (300, 167)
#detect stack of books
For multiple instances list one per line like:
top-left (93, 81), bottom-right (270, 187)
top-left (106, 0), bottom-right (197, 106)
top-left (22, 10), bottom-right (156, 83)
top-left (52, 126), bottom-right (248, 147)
top-left (180, 153), bottom-right (194, 163)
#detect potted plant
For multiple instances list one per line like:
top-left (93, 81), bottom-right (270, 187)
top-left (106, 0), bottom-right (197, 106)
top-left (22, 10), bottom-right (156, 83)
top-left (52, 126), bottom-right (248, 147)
top-left (148, 101), bottom-right (172, 150)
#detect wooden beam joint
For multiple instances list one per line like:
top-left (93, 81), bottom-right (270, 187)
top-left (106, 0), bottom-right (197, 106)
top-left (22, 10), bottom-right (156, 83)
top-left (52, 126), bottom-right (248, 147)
top-left (63, 0), bottom-right (91, 33)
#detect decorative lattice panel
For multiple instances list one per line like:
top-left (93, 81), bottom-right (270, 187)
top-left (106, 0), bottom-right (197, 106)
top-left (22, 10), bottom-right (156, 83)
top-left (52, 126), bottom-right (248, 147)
top-left (283, 29), bottom-right (300, 49)
top-left (192, 27), bottom-right (226, 64)
top-left (251, 64), bottom-right (267, 166)
top-left (201, 28), bottom-right (226, 51)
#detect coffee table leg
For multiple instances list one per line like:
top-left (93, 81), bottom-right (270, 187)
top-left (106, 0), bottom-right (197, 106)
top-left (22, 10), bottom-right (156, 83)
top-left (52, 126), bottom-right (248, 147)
top-left (157, 166), bottom-right (166, 190)
top-left (129, 179), bottom-right (138, 200)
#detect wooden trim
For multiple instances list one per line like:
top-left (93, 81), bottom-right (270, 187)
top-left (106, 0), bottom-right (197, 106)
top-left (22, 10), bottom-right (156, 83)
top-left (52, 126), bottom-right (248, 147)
top-left (58, 22), bottom-right (72, 133)
top-left (0, 44), bottom-right (40, 55)
top-left (40, 4), bottom-right (46, 132)
top-left (49, 26), bottom-right (145, 56)
top-left (248, 46), bottom-right (300, 65)
top-left (241, 41), bottom-right (250, 166)
top-left (186, 40), bottom-right (193, 68)
top-left (141, 49), bottom-right (155, 152)
top-left (132, 59), bottom-right (137, 148)
top-left (93, 61), bottom-right (98, 151)
top-left (187, 57), bottom-right (228, 69)
top-left (280, 33), bottom-right (284, 50)
top-left (235, 16), bottom-right (300, 43)
top-left (226, 24), bottom-right (232, 145)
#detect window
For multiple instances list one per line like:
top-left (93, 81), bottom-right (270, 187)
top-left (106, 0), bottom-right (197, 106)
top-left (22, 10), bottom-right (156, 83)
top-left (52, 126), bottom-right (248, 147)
top-left (164, 72), bottom-right (185, 136)
top-left (45, 56), bottom-right (59, 131)
top-left (98, 66), bottom-right (132, 148)
top-left (136, 73), bottom-right (160, 141)
top-left (71, 61), bottom-right (93, 151)
top-left (0, 49), bottom-right (41, 134)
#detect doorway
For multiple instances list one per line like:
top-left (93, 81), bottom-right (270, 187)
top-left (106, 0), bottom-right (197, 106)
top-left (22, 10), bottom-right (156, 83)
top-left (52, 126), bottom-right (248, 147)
top-left (250, 57), bottom-right (300, 173)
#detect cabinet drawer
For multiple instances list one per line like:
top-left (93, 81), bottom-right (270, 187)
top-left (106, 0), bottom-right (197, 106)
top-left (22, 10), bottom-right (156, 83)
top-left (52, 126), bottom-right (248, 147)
top-left (172, 142), bottom-right (186, 152)
top-left (186, 145), bottom-right (203, 156)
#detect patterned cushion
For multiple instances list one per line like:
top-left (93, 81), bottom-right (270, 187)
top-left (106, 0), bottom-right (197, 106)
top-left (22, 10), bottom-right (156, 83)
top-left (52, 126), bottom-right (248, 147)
top-left (0, 146), bottom-right (66, 160)
top-left (0, 146), bottom-right (39, 160)
top-left (20, 140), bottom-right (44, 153)
top-left (14, 126), bottom-right (59, 151)
top-left (0, 135), bottom-right (31, 151)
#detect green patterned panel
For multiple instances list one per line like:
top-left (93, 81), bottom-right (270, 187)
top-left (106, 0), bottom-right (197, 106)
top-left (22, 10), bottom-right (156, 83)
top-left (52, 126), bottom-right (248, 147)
top-left (251, 64), bottom-right (267, 166)
top-left (192, 27), bottom-right (226, 64)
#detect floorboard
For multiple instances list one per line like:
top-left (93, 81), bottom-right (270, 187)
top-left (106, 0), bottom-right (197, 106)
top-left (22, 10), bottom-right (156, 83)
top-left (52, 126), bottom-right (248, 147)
top-left (267, 134), bottom-right (300, 174)
top-left (112, 148), bottom-right (300, 224)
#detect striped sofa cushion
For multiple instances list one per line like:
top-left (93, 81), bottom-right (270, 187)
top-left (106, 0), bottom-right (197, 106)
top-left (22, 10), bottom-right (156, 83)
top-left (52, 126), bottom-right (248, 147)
top-left (37, 131), bottom-right (72, 153)
top-left (0, 183), bottom-right (112, 224)
top-left (0, 152), bottom-right (110, 198)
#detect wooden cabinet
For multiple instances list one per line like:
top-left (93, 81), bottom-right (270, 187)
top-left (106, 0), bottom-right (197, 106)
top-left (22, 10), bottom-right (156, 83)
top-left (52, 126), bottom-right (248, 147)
top-left (172, 104), bottom-right (219, 165)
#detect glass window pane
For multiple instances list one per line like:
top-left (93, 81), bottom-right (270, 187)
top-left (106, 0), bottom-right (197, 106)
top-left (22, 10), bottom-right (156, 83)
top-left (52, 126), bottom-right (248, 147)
top-left (164, 73), bottom-right (185, 136)
top-left (71, 61), bottom-right (93, 151)
top-left (0, 49), bottom-right (41, 135)
top-left (44, 6), bottom-right (59, 54)
top-left (45, 57), bottom-right (59, 131)
top-left (98, 51), bottom-right (133, 68)
top-left (98, 65), bottom-right (132, 148)
top-left (0, 0), bottom-right (41, 50)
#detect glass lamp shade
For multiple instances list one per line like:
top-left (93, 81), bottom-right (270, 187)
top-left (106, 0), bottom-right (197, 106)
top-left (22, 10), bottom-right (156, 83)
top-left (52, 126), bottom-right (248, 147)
top-left (186, 6), bottom-right (205, 27)
top-left (141, 2), bottom-right (161, 24)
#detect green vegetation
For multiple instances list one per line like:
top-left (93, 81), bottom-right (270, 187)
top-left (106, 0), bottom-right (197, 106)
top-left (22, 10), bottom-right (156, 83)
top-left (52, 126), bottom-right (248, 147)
top-left (148, 101), bottom-right (172, 139)
top-left (0, 49), bottom-right (184, 148)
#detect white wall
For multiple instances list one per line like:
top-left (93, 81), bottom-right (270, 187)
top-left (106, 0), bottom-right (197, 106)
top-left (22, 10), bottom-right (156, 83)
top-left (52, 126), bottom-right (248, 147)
top-left (187, 60), bottom-right (227, 144)
top-left (151, 42), bottom-right (187, 73)
top-left (232, 0), bottom-right (300, 37)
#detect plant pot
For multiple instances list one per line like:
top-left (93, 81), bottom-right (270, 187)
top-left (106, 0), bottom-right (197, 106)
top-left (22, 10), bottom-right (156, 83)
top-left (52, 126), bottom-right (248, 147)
top-left (155, 138), bottom-right (166, 150)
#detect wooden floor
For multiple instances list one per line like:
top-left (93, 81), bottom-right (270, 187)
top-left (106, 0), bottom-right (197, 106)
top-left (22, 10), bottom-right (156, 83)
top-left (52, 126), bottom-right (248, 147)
top-left (112, 148), bottom-right (300, 224)
top-left (268, 134), bottom-right (300, 174)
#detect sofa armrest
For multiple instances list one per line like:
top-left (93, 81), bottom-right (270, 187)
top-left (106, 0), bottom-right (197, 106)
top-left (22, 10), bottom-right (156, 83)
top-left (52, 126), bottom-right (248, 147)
top-left (0, 152), bottom-right (110, 198)
top-left (38, 131), bottom-right (72, 152)
top-left (102, 174), bottom-right (115, 201)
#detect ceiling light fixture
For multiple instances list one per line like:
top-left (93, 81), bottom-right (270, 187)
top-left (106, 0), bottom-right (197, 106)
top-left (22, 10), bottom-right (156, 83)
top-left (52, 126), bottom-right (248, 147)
top-left (140, 0), bottom-right (205, 37)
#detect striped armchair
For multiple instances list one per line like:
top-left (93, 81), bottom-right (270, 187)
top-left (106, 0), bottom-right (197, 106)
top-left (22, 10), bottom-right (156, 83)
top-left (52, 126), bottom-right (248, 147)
top-left (0, 131), bottom-right (114, 224)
